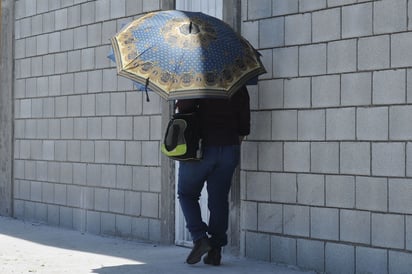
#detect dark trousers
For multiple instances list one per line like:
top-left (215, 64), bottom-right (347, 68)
top-left (178, 145), bottom-right (240, 248)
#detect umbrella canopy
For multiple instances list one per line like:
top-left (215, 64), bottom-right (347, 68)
top-left (110, 10), bottom-right (266, 100)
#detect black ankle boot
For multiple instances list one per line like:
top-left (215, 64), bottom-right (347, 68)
top-left (203, 247), bottom-right (221, 266)
top-left (186, 237), bottom-right (211, 264)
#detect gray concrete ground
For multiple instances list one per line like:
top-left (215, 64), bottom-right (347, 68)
top-left (0, 216), bottom-right (316, 274)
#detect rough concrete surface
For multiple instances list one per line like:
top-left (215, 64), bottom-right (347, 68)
top-left (0, 217), bottom-right (315, 274)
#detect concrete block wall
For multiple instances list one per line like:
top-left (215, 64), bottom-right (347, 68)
top-left (13, 0), bottom-right (164, 242)
top-left (241, 0), bottom-right (412, 273)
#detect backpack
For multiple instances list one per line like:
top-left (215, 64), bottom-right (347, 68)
top-left (161, 112), bottom-right (202, 161)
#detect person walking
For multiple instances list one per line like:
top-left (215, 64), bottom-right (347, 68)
top-left (176, 86), bottom-right (250, 266)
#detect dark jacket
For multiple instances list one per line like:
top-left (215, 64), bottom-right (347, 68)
top-left (176, 86), bottom-right (250, 146)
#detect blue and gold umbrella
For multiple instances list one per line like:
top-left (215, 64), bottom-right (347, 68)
top-left (110, 10), bottom-right (266, 100)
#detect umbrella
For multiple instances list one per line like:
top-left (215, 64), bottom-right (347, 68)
top-left (110, 10), bottom-right (266, 100)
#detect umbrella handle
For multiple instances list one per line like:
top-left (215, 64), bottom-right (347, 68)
top-left (145, 78), bottom-right (150, 102)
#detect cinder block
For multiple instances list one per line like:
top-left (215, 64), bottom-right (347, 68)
top-left (141, 192), bottom-right (159, 218)
top-left (25, 37), bottom-right (36, 57)
top-left (242, 21), bottom-right (258, 47)
top-left (297, 174), bottom-right (325, 206)
top-left (116, 215), bottom-right (132, 237)
top-left (96, 0), bottom-right (110, 21)
top-left (271, 236), bottom-right (296, 265)
top-left (149, 116), bottom-right (161, 140)
top-left (125, 141), bottom-right (141, 165)
top-left (67, 185), bottom-right (81, 207)
top-left (273, 47), bottom-right (298, 78)
top-left (325, 243), bottom-right (355, 274)
top-left (311, 207), bottom-right (339, 240)
top-left (299, 44), bottom-right (327, 76)
top-left (95, 47), bottom-right (110, 69)
top-left (389, 179), bottom-right (412, 214)
top-left (86, 164), bottom-right (101, 186)
top-left (258, 142), bottom-right (282, 172)
top-left (341, 72), bottom-right (372, 106)
top-left (54, 184), bottom-right (67, 205)
top-left (133, 166), bottom-right (149, 191)
top-left (271, 173), bottom-right (296, 203)
top-left (72, 163), bottom-right (86, 185)
top-left (110, 141), bottom-right (125, 164)
top-left (241, 142), bottom-right (258, 170)
top-left (132, 217), bottom-right (149, 239)
top-left (48, 32), bottom-right (61, 53)
top-left (245, 231), bottom-right (270, 261)
top-left (327, 39), bottom-right (357, 73)
top-left (60, 206), bottom-right (74, 228)
top-left (86, 210), bottom-right (101, 234)
top-left (126, 0), bottom-right (143, 16)
top-left (110, 0), bottom-right (126, 19)
top-left (389, 251), bottom-right (412, 274)
top-left (54, 141), bottom-right (67, 162)
top-left (340, 142), bottom-right (370, 175)
top-left (313, 75), bottom-right (340, 108)
top-left (358, 36), bottom-right (390, 70)
top-left (242, 201), bottom-right (257, 230)
top-left (102, 117), bottom-right (117, 139)
top-left (285, 13), bottom-right (311, 45)
top-left (37, 35), bottom-right (48, 56)
top-left (109, 190), bottom-right (125, 214)
top-left (283, 205), bottom-right (309, 237)
top-left (87, 70), bottom-right (102, 93)
top-left (60, 162), bottom-right (73, 184)
top-left (284, 142), bottom-right (310, 172)
top-left (247, 0), bottom-right (271, 19)
top-left (111, 93), bottom-right (126, 116)
top-left (81, 48), bottom-right (95, 70)
top-left (312, 8), bottom-right (340, 42)
top-left (356, 247), bottom-right (387, 274)
top-left (260, 16), bottom-right (285, 48)
top-left (246, 172), bottom-right (271, 201)
top-left (273, 0), bottom-right (298, 16)
top-left (36, 161), bottom-right (48, 182)
top-left (326, 175), bottom-right (355, 208)
top-left (96, 92), bottom-right (111, 116)
top-left (356, 176), bottom-right (387, 211)
top-left (94, 188), bottom-right (109, 211)
top-left (87, 117), bottom-right (102, 139)
top-left (100, 164), bottom-right (116, 188)
top-left (250, 111), bottom-right (271, 140)
top-left (311, 142), bottom-right (339, 173)
top-left (42, 140), bottom-right (55, 161)
top-left (117, 117), bottom-right (133, 140)
top-left (101, 212), bottom-right (116, 235)
top-left (87, 23), bottom-right (102, 47)
top-left (297, 239), bottom-right (324, 272)
top-left (374, 0), bottom-right (407, 34)
top-left (47, 205), bottom-right (60, 226)
top-left (271, 110), bottom-right (297, 140)
top-left (25, 161), bottom-right (36, 181)
top-left (82, 94), bottom-right (95, 117)
top-left (68, 5), bottom-right (81, 28)
top-left (125, 191), bottom-right (141, 216)
top-left (298, 109), bottom-right (325, 140)
top-left (68, 95), bottom-right (81, 117)
top-left (390, 105), bottom-right (412, 140)
top-left (258, 49), bottom-right (273, 80)
top-left (342, 3), bottom-right (372, 38)
top-left (74, 118), bottom-right (87, 139)
top-left (407, 216), bottom-right (412, 250)
top-left (48, 162), bottom-right (60, 183)
top-left (74, 72), bottom-right (88, 94)
top-left (61, 118), bottom-right (74, 139)
top-left (99, 69), bottom-right (117, 92)
top-left (126, 92), bottom-right (143, 115)
top-left (141, 141), bottom-right (158, 166)
top-left (258, 203), bottom-right (282, 233)
top-left (149, 167), bottom-right (161, 192)
top-left (61, 29), bottom-right (74, 51)
top-left (372, 213), bottom-right (404, 248)
top-left (326, 107), bottom-right (355, 140)
top-left (81, 2), bottom-right (95, 25)
top-left (299, 0), bottom-right (326, 12)
top-left (373, 70), bottom-right (406, 105)
top-left (372, 143), bottom-right (405, 177)
top-left (357, 107), bottom-right (388, 140)
top-left (94, 141), bottom-right (110, 163)
top-left (340, 209), bottom-right (370, 244)
top-left (282, 77), bottom-right (310, 108)
top-left (30, 181), bottom-right (42, 202)
top-left (391, 32), bottom-right (412, 67)
top-left (117, 165), bottom-right (133, 190)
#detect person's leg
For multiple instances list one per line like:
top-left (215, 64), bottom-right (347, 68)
top-left (177, 147), bottom-right (217, 241)
top-left (206, 145), bottom-right (240, 249)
